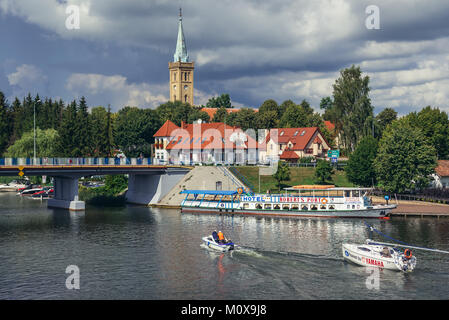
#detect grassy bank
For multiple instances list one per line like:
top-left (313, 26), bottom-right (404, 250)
top-left (232, 166), bottom-right (354, 193)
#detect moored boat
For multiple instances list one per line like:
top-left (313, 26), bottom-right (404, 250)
top-left (342, 240), bottom-right (417, 272)
top-left (0, 179), bottom-right (29, 192)
top-left (181, 186), bottom-right (395, 219)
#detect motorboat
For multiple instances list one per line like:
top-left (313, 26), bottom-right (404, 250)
top-left (202, 235), bottom-right (236, 252)
top-left (0, 179), bottom-right (29, 192)
top-left (18, 186), bottom-right (43, 196)
top-left (342, 239), bottom-right (417, 272)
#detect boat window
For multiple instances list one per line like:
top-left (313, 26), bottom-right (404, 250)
top-left (345, 191), bottom-right (351, 197)
top-left (291, 204), bottom-right (299, 210)
top-left (256, 204), bottom-right (263, 209)
top-left (352, 205), bottom-right (355, 209)
top-left (243, 203), bottom-right (249, 209)
top-left (320, 205), bottom-right (327, 210)
top-left (329, 205), bottom-right (335, 210)
top-left (311, 205), bottom-right (318, 210)
top-left (353, 190), bottom-right (360, 197)
top-left (301, 205), bottom-right (308, 211)
top-left (274, 204), bottom-right (280, 210)
top-left (282, 204), bottom-right (290, 210)
top-left (357, 247), bottom-right (371, 252)
top-left (264, 204), bottom-right (272, 210)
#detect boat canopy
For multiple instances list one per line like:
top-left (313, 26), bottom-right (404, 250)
top-left (180, 190), bottom-right (238, 195)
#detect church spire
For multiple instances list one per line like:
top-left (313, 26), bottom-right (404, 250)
top-left (173, 8), bottom-right (189, 62)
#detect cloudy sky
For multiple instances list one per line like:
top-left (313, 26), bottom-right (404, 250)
top-left (1, 0), bottom-right (449, 115)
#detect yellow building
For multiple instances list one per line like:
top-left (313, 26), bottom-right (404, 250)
top-left (169, 9), bottom-right (194, 106)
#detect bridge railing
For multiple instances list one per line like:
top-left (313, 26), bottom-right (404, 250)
top-left (0, 157), bottom-right (153, 166)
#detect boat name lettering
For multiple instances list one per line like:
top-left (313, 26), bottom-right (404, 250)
top-left (361, 257), bottom-right (384, 267)
top-left (241, 196), bottom-right (334, 203)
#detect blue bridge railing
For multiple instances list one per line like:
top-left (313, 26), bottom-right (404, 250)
top-left (0, 157), bottom-right (152, 166)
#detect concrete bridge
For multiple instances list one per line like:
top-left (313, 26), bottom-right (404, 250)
top-left (0, 157), bottom-right (191, 211)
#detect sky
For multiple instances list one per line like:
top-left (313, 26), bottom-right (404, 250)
top-left (1, 0), bottom-right (449, 115)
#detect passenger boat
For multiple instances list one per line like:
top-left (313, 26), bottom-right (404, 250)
top-left (342, 239), bottom-right (417, 272)
top-left (202, 235), bottom-right (236, 252)
top-left (180, 186), bottom-right (395, 219)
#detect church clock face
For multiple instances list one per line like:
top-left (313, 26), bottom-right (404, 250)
top-left (184, 85), bottom-right (188, 90)
top-left (173, 85), bottom-right (176, 90)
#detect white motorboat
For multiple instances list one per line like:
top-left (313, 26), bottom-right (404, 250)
top-left (342, 239), bottom-right (417, 272)
top-left (18, 187), bottom-right (43, 196)
top-left (0, 180), bottom-right (29, 192)
top-left (202, 235), bottom-right (237, 252)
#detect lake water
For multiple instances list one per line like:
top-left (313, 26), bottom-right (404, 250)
top-left (0, 192), bottom-right (448, 300)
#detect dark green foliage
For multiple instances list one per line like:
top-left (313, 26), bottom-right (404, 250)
top-left (374, 118), bottom-right (437, 193)
top-left (273, 161), bottom-right (290, 191)
top-left (346, 135), bottom-right (378, 187)
top-left (114, 106), bottom-right (161, 157)
top-left (314, 159), bottom-right (334, 184)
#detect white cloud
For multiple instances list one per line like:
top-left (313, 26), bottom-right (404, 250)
top-left (7, 64), bottom-right (48, 97)
top-left (66, 73), bottom-right (168, 110)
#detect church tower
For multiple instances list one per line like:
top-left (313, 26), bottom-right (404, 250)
top-left (169, 8), bottom-right (194, 105)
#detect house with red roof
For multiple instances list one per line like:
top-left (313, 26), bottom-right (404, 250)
top-left (153, 119), bottom-right (258, 164)
top-left (259, 127), bottom-right (331, 163)
top-left (431, 160), bottom-right (449, 188)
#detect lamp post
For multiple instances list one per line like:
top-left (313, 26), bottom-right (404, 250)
top-left (34, 99), bottom-right (41, 165)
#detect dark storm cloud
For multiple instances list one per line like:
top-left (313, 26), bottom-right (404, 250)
top-left (0, 0), bottom-right (448, 112)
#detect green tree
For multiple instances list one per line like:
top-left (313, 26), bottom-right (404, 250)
top-left (205, 93), bottom-right (233, 109)
top-left (233, 108), bottom-right (257, 131)
top-left (346, 136), bottom-right (378, 187)
top-left (273, 161), bottom-right (290, 191)
top-left (406, 106), bottom-right (449, 159)
top-left (114, 107), bottom-right (161, 157)
top-left (0, 92), bottom-right (9, 155)
top-left (75, 96), bottom-right (92, 156)
top-left (314, 159), bottom-right (334, 184)
top-left (212, 106), bottom-right (228, 123)
top-left (4, 128), bottom-right (60, 157)
top-left (56, 100), bottom-right (78, 156)
top-left (331, 65), bottom-right (374, 152)
top-left (374, 119), bottom-right (437, 193)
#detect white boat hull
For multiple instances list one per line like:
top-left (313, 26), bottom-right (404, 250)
top-left (202, 236), bottom-right (235, 252)
top-left (342, 242), bottom-right (416, 272)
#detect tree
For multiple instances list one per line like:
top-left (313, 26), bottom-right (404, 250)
top-left (206, 93), bottom-right (232, 109)
top-left (314, 159), bottom-right (334, 184)
top-left (114, 107), bottom-right (161, 157)
top-left (212, 106), bottom-right (228, 123)
top-left (331, 65), bottom-right (374, 152)
top-left (406, 106), bottom-right (449, 159)
top-left (4, 128), bottom-right (60, 157)
top-left (374, 119), bottom-right (437, 193)
top-left (345, 136), bottom-right (378, 187)
top-left (233, 108), bottom-right (257, 131)
top-left (273, 161), bottom-right (290, 191)
top-left (56, 100), bottom-right (78, 156)
top-left (0, 92), bottom-right (9, 155)
top-left (75, 96), bottom-right (92, 156)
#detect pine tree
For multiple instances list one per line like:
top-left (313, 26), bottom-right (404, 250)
top-left (0, 92), bottom-right (9, 155)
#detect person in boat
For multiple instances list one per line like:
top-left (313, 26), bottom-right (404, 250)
top-left (218, 231), bottom-right (226, 244)
top-left (212, 230), bottom-right (219, 243)
top-left (381, 247), bottom-right (392, 258)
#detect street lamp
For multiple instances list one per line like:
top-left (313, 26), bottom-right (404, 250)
top-left (34, 99), bottom-right (41, 165)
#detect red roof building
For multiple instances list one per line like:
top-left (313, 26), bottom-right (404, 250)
top-left (260, 127), bottom-right (330, 163)
top-left (153, 120), bottom-right (258, 164)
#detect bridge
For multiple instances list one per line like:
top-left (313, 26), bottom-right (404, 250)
top-left (0, 157), bottom-right (191, 211)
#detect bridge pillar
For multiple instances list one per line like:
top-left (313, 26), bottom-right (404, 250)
top-left (48, 176), bottom-right (85, 211)
top-left (126, 171), bottom-right (186, 206)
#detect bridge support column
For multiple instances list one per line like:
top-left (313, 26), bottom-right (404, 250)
top-left (126, 171), bottom-right (186, 206)
top-left (48, 176), bottom-right (85, 211)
